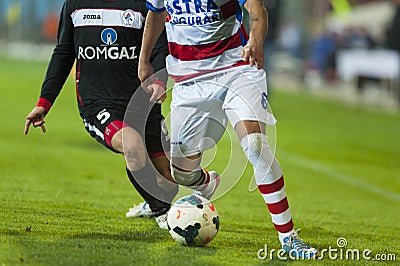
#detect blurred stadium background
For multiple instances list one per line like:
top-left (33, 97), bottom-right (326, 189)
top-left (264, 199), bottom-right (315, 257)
top-left (1, 0), bottom-right (399, 110)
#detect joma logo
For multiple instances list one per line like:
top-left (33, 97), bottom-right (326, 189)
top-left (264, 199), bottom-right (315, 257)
top-left (83, 14), bottom-right (101, 20)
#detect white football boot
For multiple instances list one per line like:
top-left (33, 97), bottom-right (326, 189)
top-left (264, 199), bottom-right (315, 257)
top-left (126, 202), bottom-right (153, 218)
top-left (155, 213), bottom-right (168, 229)
top-left (192, 171), bottom-right (220, 200)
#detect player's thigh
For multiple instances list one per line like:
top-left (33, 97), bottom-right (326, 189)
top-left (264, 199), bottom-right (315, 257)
top-left (170, 82), bottom-right (227, 158)
top-left (81, 105), bottom-right (128, 153)
top-left (222, 66), bottom-right (276, 130)
top-left (114, 127), bottom-right (146, 156)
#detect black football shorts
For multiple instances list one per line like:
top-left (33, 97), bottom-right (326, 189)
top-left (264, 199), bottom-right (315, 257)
top-left (80, 101), bottom-right (169, 157)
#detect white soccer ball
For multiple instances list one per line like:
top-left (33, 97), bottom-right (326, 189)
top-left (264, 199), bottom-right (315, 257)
top-left (167, 194), bottom-right (219, 247)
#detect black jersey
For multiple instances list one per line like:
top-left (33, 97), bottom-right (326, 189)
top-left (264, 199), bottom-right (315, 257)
top-left (39, 0), bottom-right (168, 112)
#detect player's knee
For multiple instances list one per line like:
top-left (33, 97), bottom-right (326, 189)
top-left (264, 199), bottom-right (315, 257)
top-left (119, 128), bottom-right (147, 168)
top-left (104, 121), bottom-right (130, 152)
top-left (119, 128), bottom-right (145, 152)
top-left (240, 133), bottom-right (265, 158)
top-left (241, 133), bottom-right (282, 183)
top-left (171, 166), bottom-right (202, 186)
top-left (110, 130), bottom-right (123, 152)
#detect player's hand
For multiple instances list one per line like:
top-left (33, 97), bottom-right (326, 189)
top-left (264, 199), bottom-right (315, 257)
top-left (138, 61), bottom-right (155, 83)
top-left (139, 61), bottom-right (166, 103)
top-left (24, 106), bottom-right (47, 135)
top-left (146, 81), bottom-right (166, 103)
top-left (241, 41), bottom-right (264, 69)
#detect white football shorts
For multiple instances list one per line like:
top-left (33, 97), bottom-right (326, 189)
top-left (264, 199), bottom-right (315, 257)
top-left (170, 65), bottom-right (277, 158)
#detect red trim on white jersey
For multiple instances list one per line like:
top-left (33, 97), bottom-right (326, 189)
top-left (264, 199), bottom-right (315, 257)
top-left (170, 61), bottom-right (249, 83)
top-left (151, 0), bottom-right (248, 79)
top-left (168, 31), bottom-right (243, 61)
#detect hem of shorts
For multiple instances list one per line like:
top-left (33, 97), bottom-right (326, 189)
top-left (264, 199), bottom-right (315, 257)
top-left (170, 149), bottom-right (203, 158)
top-left (231, 117), bottom-right (276, 129)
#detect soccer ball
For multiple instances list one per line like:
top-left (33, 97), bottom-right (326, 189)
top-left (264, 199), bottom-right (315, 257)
top-left (167, 194), bottom-right (219, 247)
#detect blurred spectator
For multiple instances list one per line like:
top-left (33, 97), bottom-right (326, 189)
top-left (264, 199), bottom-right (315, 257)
top-left (385, 0), bottom-right (400, 102)
top-left (385, 0), bottom-right (400, 52)
top-left (6, 1), bottom-right (21, 26)
top-left (306, 24), bottom-right (376, 83)
top-left (278, 21), bottom-right (303, 59)
top-left (263, 0), bottom-right (282, 73)
top-left (307, 28), bottom-right (337, 81)
top-left (42, 12), bottom-right (58, 42)
top-left (342, 26), bottom-right (375, 49)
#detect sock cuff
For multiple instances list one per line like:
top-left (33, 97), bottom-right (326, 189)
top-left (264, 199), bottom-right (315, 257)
top-left (171, 166), bottom-right (203, 186)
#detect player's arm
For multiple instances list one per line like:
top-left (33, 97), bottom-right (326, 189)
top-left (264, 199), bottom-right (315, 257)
top-left (138, 10), bottom-right (167, 83)
top-left (146, 28), bottom-right (169, 103)
top-left (241, 0), bottom-right (268, 69)
top-left (24, 1), bottom-right (75, 135)
top-left (150, 29), bottom-right (168, 74)
top-left (139, 9), bottom-right (168, 102)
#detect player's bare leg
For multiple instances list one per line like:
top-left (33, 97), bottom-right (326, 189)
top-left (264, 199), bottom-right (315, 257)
top-left (150, 154), bottom-right (178, 205)
top-left (150, 155), bottom-right (174, 183)
top-left (112, 127), bottom-right (146, 170)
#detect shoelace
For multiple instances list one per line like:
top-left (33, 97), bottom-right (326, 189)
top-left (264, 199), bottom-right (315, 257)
top-left (286, 229), bottom-right (313, 252)
top-left (292, 238), bottom-right (313, 251)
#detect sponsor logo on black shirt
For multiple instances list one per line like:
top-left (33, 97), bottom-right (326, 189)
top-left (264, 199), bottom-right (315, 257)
top-left (78, 27), bottom-right (137, 60)
top-left (83, 14), bottom-right (101, 20)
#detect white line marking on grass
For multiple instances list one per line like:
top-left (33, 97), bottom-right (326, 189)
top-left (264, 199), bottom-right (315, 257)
top-left (280, 150), bottom-right (400, 202)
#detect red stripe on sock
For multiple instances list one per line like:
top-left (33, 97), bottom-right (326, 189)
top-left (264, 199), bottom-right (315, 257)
top-left (203, 170), bottom-right (210, 184)
top-left (258, 176), bottom-right (284, 194)
top-left (274, 219), bottom-right (294, 233)
top-left (267, 198), bottom-right (289, 215)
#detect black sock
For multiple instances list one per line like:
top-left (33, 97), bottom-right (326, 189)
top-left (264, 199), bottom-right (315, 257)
top-left (126, 164), bottom-right (173, 216)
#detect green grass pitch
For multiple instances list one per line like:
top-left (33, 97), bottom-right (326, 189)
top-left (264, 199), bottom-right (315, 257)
top-left (0, 57), bottom-right (399, 265)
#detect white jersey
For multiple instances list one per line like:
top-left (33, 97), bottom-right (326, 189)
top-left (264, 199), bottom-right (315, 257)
top-left (146, 0), bottom-right (249, 82)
